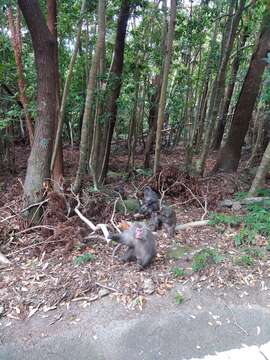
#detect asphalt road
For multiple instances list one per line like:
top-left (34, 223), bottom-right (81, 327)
top-left (1, 283), bottom-right (270, 360)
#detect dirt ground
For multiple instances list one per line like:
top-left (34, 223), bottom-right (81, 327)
top-left (0, 144), bottom-right (269, 320)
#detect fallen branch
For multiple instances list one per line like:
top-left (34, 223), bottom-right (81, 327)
top-left (175, 220), bottom-right (210, 231)
top-left (96, 282), bottom-right (119, 293)
top-left (75, 207), bottom-right (110, 243)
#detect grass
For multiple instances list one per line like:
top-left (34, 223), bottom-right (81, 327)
top-left (192, 248), bottom-right (223, 272)
top-left (171, 267), bottom-right (186, 278)
top-left (234, 255), bottom-right (254, 267)
top-left (175, 291), bottom-right (184, 305)
top-left (74, 252), bottom-right (96, 265)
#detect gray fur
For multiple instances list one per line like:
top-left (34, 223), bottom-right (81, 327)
top-left (109, 223), bottom-right (156, 268)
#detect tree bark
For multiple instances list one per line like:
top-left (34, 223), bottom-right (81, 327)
top-left (50, 0), bottom-right (87, 173)
top-left (212, 27), bottom-right (249, 150)
top-left (47, 0), bottom-right (64, 186)
top-left (73, 0), bottom-right (105, 193)
top-left (248, 139), bottom-right (270, 196)
top-left (18, 0), bottom-right (56, 214)
top-left (7, 5), bottom-right (34, 145)
top-left (196, 0), bottom-right (245, 175)
top-left (98, 0), bottom-right (130, 183)
top-left (153, 0), bottom-right (176, 175)
top-left (214, 5), bottom-right (270, 172)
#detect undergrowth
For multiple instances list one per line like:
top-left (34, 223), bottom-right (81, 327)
top-left (210, 190), bottom-right (270, 247)
top-left (192, 248), bottom-right (223, 272)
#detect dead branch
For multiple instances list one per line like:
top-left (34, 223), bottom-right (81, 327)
top-left (223, 301), bottom-right (249, 336)
top-left (96, 282), bottom-right (119, 293)
top-left (175, 220), bottom-right (210, 231)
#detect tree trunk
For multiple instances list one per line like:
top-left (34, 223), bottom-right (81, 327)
top-left (50, 0), bottom-right (87, 173)
top-left (248, 140), bottom-right (270, 196)
top-left (143, 76), bottom-right (161, 168)
top-left (196, 0), bottom-right (245, 175)
top-left (47, 0), bottom-right (64, 187)
top-left (153, 0), bottom-right (176, 175)
top-left (246, 108), bottom-right (264, 167)
top-left (73, 0), bottom-right (105, 193)
top-left (98, 0), bottom-right (130, 183)
top-left (18, 0), bottom-right (56, 214)
top-left (213, 5), bottom-right (270, 172)
top-left (212, 27), bottom-right (249, 150)
top-left (7, 5), bottom-right (34, 145)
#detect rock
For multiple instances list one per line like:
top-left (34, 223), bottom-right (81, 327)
top-left (220, 199), bottom-right (233, 208)
top-left (166, 245), bottom-right (192, 260)
top-left (98, 289), bottom-right (110, 298)
top-left (232, 201), bottom-right (242, 211)
top-left (0, 304), bottom-right (4, 317)
top-left (143, 278), bottom-right (155, 295)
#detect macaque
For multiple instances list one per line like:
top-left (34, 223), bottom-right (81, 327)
top-left (160, 206), bottom-right (176, 237)
top-left (139, 186), bottom-right (160, 216)
top-left (109, 223), bottom-right (156, 268)
top-left (148, 212), bottom-right (162, 231)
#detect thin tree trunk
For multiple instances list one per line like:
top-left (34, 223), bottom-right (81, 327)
top-left (7, 5), bottom-right (34, 145)
top-left (212, 27), bottom-right (249, 150)
top-left (73, 0), bottom-right (105, 193)
top-left (126, 80), bottom-right (140, 170)
top-left (153, 0), bottom-right (176, 175)
top-left (248, 140), bottom-right (270, 196)
top-left (213, 5), bottom-right (270, 172)
top-left (47, 0), bottom-right (64, 187)
top-left (98, 0), bottom-right (130, 183)
top-left (50, 0), bottom-right (87, 173)
top-left (18, 0), bottom-right (56, 215)
top-left (143, 75), bottom-right (161, 168)
top-left (246, 108), bottom-right (264, 167)
top-left (196, 0), bottom-right (245, 175)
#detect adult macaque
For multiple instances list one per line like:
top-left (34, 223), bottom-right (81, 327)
top-left (109, 223), bottom-right (156, 268)
top-left (148, 212), bottom-right (162, 232)
top-left (160, 206), bottom-right (176, 237)
top-left (139, 186), bottom-right (160, 216)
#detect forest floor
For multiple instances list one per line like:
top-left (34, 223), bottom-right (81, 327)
top-left (0, 143), bottom-right (270, 321)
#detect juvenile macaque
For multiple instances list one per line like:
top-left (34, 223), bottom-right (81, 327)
top-left (148, 212), bottom-right (162, 231)
top-left (109, 223), bottom-right (156, 268)
top-left (160, 206), bottom-right (176, 237)
top-left (139, 186), bottom-right (160, 216)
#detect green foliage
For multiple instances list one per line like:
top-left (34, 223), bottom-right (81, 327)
top-left (235, 204), bottom-right (270, 246)
top-left (116, 198), bottom-right (140, 214)
top-left (235, 255), bottom-right (254, 267)
top-left (209, 213), bottom-right (242, 226)
top-left (175, 291), bottom-right (184, 305)
top-left (74, 252), bottom-right (95, 266)
top-left (192, 248), bottom-right (223, 272)
top-left (241, 247), bottom-right (265, 259)
top-left (171, 267), bottom-right (186, 278)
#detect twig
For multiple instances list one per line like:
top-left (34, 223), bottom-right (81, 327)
top-left (6, 238), bottom-right (65, 257)
top-left (112, 243), bottom-right (122, 259)
top-left (15, 225), bottom-right (54, 236)
top-left (111, 198), bottom-right (121, 232)
top-left (0, 214), bottom-right (16, 223)
top-left (96, 282), bottom-right (119, 293)
top-left (223, 302), bottom-right (249, 336)
top-left (49, 313), bottom-right (63, 326)
top-left (21, 199), bottom-right (49, 214)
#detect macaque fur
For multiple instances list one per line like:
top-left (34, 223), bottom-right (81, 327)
top-left (109, 223), bottom-right (156, 268)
